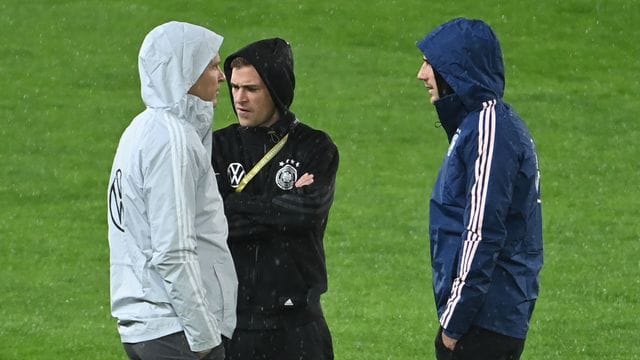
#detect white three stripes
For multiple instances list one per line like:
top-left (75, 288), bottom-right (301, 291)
top-left (165, 116), bottom-right (218, 336)
top-left (440, 100), bottom-right (496, 328)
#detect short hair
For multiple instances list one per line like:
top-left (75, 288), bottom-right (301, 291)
top-left (230, 57), bottom-right (250, 69)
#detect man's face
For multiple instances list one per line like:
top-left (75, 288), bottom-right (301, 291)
top-left (188, 55), bottom-right (225, 105)
top-left (230, 65), bottom-right (279, 128)
top-left (417, 58), bottom-right (439, 104)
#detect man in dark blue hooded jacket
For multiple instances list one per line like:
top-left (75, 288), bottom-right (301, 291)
top-left (416, 18), bottom-right (543, 360)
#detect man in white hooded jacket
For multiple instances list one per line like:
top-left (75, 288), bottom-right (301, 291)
top-left (107, 21), bottom-right (237, 360)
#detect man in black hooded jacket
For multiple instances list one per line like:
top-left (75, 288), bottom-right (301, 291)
top-left (212, 38), bottom-right (338, 360)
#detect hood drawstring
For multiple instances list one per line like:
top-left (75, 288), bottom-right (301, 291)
top-left (268, 130), bottom-right (280, 144)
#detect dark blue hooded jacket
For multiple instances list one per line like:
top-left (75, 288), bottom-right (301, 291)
top-left (418, 18), bottom-right (543, 340)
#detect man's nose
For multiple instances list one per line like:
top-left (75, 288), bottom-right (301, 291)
top-left (417, 68), bottom-right (426, 80)
top-left (234, 89), bottom-right (247, 102)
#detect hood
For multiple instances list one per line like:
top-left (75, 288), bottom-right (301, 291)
top-left (138, 21), bottom-right (223, 110)
top-left (417, 18), bottom-right (505, 112)
top-left (224, 38), bottom-right (296, 123)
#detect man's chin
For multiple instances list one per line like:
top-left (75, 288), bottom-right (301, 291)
top-left (237, 118), bottom-right (252, 127)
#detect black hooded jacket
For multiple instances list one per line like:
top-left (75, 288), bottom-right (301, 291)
top-left (212, 39), bottom-right (339, 329)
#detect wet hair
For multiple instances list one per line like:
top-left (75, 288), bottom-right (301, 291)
top-left (229, 57), bottom-right (250, 69)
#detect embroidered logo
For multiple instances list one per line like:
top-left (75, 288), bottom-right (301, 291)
top-left (227, 163), bottom-right (245, 188)
top-left (275, 159), bottom-right (299, 190)
top-left (447, 129), bottom-right (461, 157)
top-left (108, 169), bottom-right (125, 232)
top-left (531, 138), bottom-right (542, 203)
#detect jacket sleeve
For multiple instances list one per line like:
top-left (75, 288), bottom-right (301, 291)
top-left (440, 108), bottom-right (519, 340)
top-left (145, 135), bottom-right (221, 352)
top-left (224, 138), bottom-right (339, 240)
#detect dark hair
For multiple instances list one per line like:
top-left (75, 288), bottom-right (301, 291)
top-left (229, 57), bottom-right (250, 69)
top-left (434, 69), bottom-right (453, 97)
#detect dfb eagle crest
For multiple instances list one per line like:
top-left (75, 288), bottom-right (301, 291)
top-left (276, 159), bottom-right (300, 190)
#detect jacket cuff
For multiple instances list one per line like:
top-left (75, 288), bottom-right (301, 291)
top-left (442, 327), bottom-right (463, 340)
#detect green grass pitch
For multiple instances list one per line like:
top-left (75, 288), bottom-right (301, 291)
top-left (1, 0), bottom-right (639, 358)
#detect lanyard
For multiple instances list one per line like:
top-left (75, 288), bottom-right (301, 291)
top-left (235, 133), bottom-right (289, 193)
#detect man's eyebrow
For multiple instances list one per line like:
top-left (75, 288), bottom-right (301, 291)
top-left (231, 82), bottom-right (261, 88)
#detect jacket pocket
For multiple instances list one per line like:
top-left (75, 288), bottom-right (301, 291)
top-left (211, 261), bottom-right (238, 323)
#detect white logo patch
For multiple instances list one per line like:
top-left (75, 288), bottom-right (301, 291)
top-left (447, 130), bottom-right (461, 157)
top-left (276, 159), bottom-right (299, 190)
top-left (227, 163), bottom-right (245, 188)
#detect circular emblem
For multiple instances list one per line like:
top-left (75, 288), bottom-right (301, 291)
top-left (276, 164), bottom-right (297, 190)
top-left (227, 163), bottom-right (245, 188)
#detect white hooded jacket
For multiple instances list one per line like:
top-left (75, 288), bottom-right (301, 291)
top-left (107, 21), bottom-right (237, 352)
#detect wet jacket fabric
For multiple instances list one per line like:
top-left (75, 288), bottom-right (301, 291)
top-left (418, 18), bottom-right (543, 340)
top-left (107, 21), bottom-right (237, 352)
top-left (212, 116), bottom-right (339, 329)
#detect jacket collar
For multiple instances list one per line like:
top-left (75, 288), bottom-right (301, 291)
top-left (434, 93), bottom-right (467, 143)
top-left (239, 114), bottom-right (298, 143)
